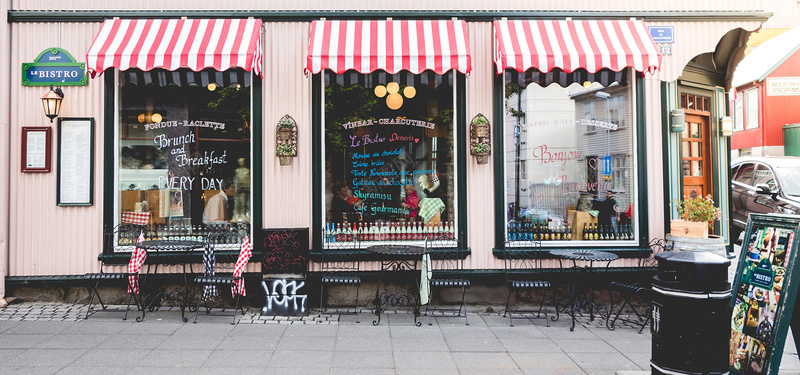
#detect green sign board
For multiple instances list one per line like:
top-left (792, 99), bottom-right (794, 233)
top-left (22, 48), bottom-right (87, 86)
top-left (730, 214), bottom-right (800, 375)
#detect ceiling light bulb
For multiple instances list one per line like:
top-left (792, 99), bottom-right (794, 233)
top-left (386, 82), bottom-right (400, 94)
top-left (403, 86), bottom-right (416, 98)
top-left (151, 113), bottom-right (162, 123)
top-left (207, 83), bottom-right (217, 91)
top-left (386, 93), bottom-right (403, 110)
top-left (374, 85), bottom-right (387, 98)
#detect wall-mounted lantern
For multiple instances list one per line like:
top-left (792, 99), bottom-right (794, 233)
top-left (720, 116), bottom-right (733, 137)
top-left (470, 113), bottom-right (491, 165)
top-left (276, 115), bottom-right (297, 166)
top-left (670, 109), bottom-right (685, 133)
top-left (41, 85), bottom-right (64, 123)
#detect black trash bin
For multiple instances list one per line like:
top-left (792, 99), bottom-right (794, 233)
top-left (651, 249), bottom-right (731, 375)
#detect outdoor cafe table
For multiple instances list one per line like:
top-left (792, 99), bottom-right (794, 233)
top-left (137, 239), bottom-right (204, 322)
top-left (365, 244), bottom-right (426, 326)
top-left (549, 249), bottom-right (618, 331)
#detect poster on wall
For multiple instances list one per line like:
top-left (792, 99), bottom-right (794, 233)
top-left (730, 214), bottom-right (800, 375)
top-left (57, 118), bottom-right (94, 206)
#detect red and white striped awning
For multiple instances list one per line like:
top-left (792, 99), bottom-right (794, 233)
top-left (493, 19), bottom-right (661, 75)
top-left (305, 19), bottom-right (471, 75)
top-left (86, 18), bottom-right (263, 78)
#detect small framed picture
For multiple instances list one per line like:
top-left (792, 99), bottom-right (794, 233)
top-left (21, 126), bottom-right (51, 173)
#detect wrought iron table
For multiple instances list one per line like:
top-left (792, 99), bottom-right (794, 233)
top-left (550, 249), bottom-right (618, 331)
top-left (366, 244), bottom-right (426, 326)
top-left (137, 240), bottom-right (205, 322)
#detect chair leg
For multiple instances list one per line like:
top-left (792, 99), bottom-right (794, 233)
top-left (85, 281), bottom-right (101, 319)
top-left (540, 289), bottom-right (550, 327)
top-left (232, 293), bottom-right (242, 325)
top-left (193, 286), bottom-right (204, 324)
top-left (461, 286), bottom-right (469, 326)
top-left (319, 283), bottom-right (325, 316)
top-left (123, 293), bottom-right (134, 321)
top-left (505, 286), bottom-right (514, 327)
top-left (354, 283), bottom-right (361, 324)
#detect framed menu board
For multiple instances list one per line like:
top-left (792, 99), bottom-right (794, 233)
top-left (57, 118), bottom-right (94, 206)
top-left (730, 213), bottom-right (800, 375)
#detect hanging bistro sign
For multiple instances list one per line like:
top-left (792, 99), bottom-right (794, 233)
top-left (22, 48), bottom-right (87, 86)
top-left (730, 213), bottom-right (800, 375)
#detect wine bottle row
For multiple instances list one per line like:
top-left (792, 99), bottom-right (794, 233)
top-left (507, 220), bottom-right (572, 241)
top-left (324, 221), bottom-right (455, 242)
top-left (581, 223), bottom-right (634, 241)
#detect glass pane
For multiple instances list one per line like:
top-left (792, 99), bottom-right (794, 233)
top-left (324, 71), bottom-right (456, 245)
top-left (682, 141), bottom-right (690, 157)
top-left (692, 142), bottom-right (701, 158)
top-left (118, 68), bottom-right (252, 247)
top-left (503, 76), bottom-right (636, 243)
top-left (693, 161), bottom-right (703, 177)
top-left (683, 160), bottom-right (691, 176)
top-left (681, 126), bottom-right (689, 139)
top-left (691, 123), bottom-right (701, 138)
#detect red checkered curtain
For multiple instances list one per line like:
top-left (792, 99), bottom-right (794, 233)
top-left (127, 233), bottom-right (147, 294)
top-left (305, 19), bottom-right (472, 75)
top-left (231, 236), bottom-right (253, 297)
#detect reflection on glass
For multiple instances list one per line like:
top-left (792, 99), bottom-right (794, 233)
top-left (323, 71), bottom-right (456, 245)
top-left (117, 68), bottom-right (252, 247)
top-left (692, 142), bottom-right (701, 157)
top-left (691, 122), bottom-right (701, 138)
top-left (682, 142), bottom-right (690, 157)
top-left (503, 72), bottom-right (636, 242)
top-left (683, 161), bottom-right (691, 176)
top-left (693, 161), bottom-right (703, 177)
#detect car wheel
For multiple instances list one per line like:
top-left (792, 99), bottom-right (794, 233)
top-left (730, 227), bottom-right (743, 245)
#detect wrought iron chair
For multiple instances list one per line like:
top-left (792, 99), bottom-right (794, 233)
top-left (84, 224), bottom-right (149, 321)
top-left (606, 238), bottom-right (669, 333)
top-left (193, 229), bottom-right (251, 325)
top-left (425, 232), bottom-right (470, 325)
top-left (319, 226), bottom-right (361, 322)
top-left (503, 239), bottom-right (555, 327)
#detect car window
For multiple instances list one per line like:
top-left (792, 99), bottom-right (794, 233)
top-left (732, 163), bottom-right (755, 186)
top-left (754, 164), bottom-right (778, 191)
top-left (775, 166), bottom-right (800, 197)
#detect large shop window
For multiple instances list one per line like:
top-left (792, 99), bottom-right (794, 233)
top-left (323, 71), bottom-right (457, 243)
top-left (503, 70), bottom-right (637, 244)
top-left (117, 68), bottom-right (251, 247)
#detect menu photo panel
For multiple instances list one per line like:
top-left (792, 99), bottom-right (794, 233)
top-left (730, 213), bottom-right (800, 375)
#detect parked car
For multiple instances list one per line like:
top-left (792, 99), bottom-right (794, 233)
top-left (730, 156), bottom-right (800, 242)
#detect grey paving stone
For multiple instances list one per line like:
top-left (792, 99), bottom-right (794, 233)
top-left (276, 334), bottom-right (337, 351)
top-left (500, 337), bottom-right (563, 353)
top-left (0, 333), bottom-right (52, 348)
top-left (393, 350), bottom-right (458, 369)
top-left (203, 349), bottom-right (272, 368)
top-left (390, 336), bottom-right (450, 352)
top-left (445, 336), bottom-right (506, 352)
top-left (331, 350), bottom-right (394, 368)
top-left (35, 333), bottom-right (111, 349)
top-left (335, 335), bottom-right (394, 351)
top-left (70, 348), bottom-right (150, 367)
top-left (53, 366), bottom-right (130, 375)
top-left (568, 352), bottom-right (642, 371)
top-left (3, 348), bottom-right (86, 367)
top-left (451, 352), bottom-right (521, 370)
top-left (140, 348), bottom-right (214, 367)
top-left (95, 334), bottom-right (168, 350)
top-left (554, 338), bottom-right (619, 353)
top-left (156, 332), bottom-right (226, 350)
top-left (267, 350), bottom-right (333, 368)
top-left (509, 352), bottom-right (584, 374)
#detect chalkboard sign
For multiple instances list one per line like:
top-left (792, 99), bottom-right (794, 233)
top-left (730, 214), bottom-right (800, 375)
top-left (256, 228), bottom-right (309, 274)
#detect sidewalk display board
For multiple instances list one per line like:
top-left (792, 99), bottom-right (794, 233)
top-left (730, 214), bottom-right (800, 374)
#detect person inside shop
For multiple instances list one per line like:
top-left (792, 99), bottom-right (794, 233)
top-left (330, 182), bottom-right (364, 223)
top-left (595, 190), bottom-right (620, 234)
top-left (203, 181), bottom-right (236, 224)
top-left (402, 184), bottom-right (420, 221)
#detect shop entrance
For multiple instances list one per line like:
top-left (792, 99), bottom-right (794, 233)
top-left (681, 112), bottom-right (711, 199)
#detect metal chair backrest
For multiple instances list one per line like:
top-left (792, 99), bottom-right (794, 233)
top-left (503, 239), bottom-right (544, 275)
top-left (321, 226), bottom-right (360, 273)
top-left (205, 229), bottom-right (247, 265)
top-left (427, 232), bottom-right (464, 274)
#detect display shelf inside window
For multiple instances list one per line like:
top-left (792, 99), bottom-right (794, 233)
top-left (470, 114), bottom-right (491, 165)
top-left (276, 115), bottom-right (298, 166)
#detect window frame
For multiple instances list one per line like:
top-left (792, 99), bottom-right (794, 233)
top-left (492, 71), bottom-right (649, 252)
top-left (103, 70), bottom-right (262, 259)
top-left (745, 88), bottom-right (759, 130)
top-left (311, 71), bottom-right (469, 252)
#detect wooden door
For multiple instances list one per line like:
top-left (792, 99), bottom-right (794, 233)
top-left (682, 114), bottom-right (711, 199)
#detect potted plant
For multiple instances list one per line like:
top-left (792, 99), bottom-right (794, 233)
top-left (671, 194), bottom-right (722, 239)
top-left (277, 117), bottom-right (295, 141)
top-left (276, 143), bottom-right (296, 166)
top-left (471, 115), bottom-right (490, 138)
top-left (471, 143), bottom-right (490, 165)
